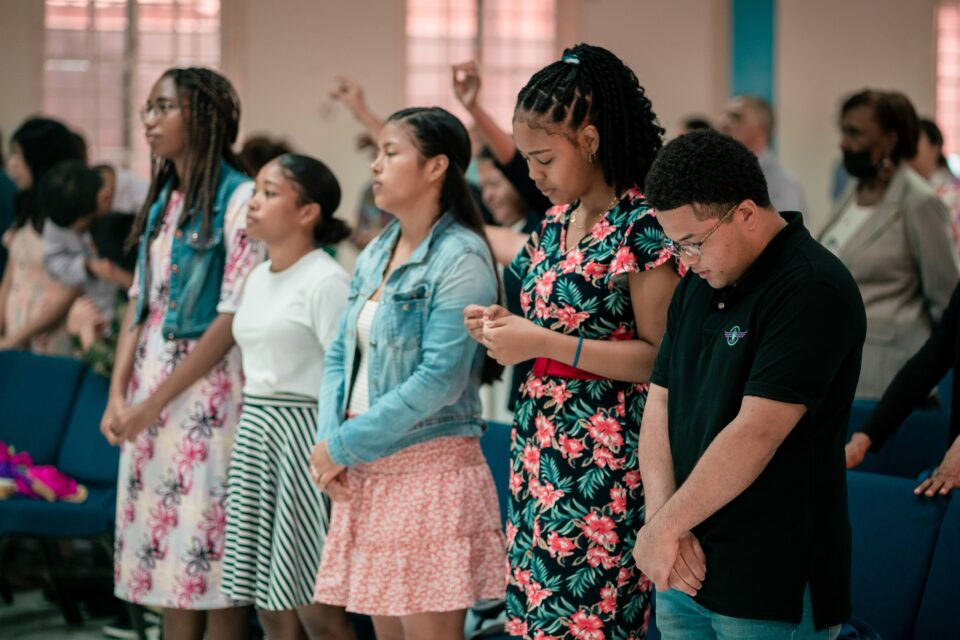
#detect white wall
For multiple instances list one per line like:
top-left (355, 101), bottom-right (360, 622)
top-left (568, 0), bottom-right (730, 138)
top-left (0, 1), bottom-right (44, 150)
top-left (0, 0), bottom-right (943, 239)
top-left (224, 0), bottom-right (406, 267)
top-left (777, 0), bottom-right (938, 232)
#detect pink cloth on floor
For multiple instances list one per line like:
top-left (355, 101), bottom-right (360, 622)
top-left (313, 436), bottom-right (506, 616)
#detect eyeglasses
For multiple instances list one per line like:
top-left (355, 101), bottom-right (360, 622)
top-left (139, 100), bottom-right (180, 123)
top-left (660, 202), bottom-right (739, 258)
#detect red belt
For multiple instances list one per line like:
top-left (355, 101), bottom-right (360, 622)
top-left (531, 357), bottom-right (603, 380)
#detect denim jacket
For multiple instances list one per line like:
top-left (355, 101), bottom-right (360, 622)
top-left (132, 161), bottom-right (250, 339)
top-left (316, 212), bottom-right (498, 466)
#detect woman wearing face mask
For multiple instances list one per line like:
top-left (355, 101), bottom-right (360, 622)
top-left (819, 90), bottom-right (959, 400)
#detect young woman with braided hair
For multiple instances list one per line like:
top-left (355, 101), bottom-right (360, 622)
top-left (100, 67), bottom-right (264, 639)
top-left (464, 44), bottom-right (681, 639)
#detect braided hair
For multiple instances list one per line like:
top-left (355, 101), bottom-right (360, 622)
top-left (129, 67), bottom-right (245, 249)
top-left (514, 43), bottom-right (664, 194)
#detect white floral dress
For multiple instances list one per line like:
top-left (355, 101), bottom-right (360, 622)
top-left (114, 184), bottom-right (263, 609)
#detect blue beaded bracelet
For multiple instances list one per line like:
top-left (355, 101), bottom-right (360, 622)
top-left (572, 335), bottom-right (584, 368)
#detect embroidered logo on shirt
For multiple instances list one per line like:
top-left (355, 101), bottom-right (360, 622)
top-left (724, 326), bottom-right (747, 346)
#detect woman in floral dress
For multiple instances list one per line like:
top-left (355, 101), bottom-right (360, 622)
top-left (1, 117), bottom-right (85, 354)
top-left (101, 68), bottom-right (262, 640)
top-left (465, 44), bottom-right (679, 640)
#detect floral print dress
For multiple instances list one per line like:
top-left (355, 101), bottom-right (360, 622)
top-left (505, 189), bottom-right (674, 640)
top-left (114, 184), bottom-right (262, 609)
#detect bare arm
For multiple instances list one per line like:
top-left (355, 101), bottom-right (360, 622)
top-left (539, 264), bottom-right (678, 381)
top-left (484, 225), bottom-right (528, 266)
top-left (480, 263), bottom-right (678, 382)
top-left (452, 61), bottom-right (515, 164)
top-left (108, 313), bottom-right (237, 444)
top-left (649, 396), bottom-right (806, 535)
top-left (330, 75), bottom-right (384, 138)
top-left (637, 383), bottom-right (676, 520)
top-left (0, 283), bottom-right (81, 349)
top-left (0, 258), bottom-right (13, 335)
top-left (149, 314), bottom-right (235, 409)
top-left (108, 300), bottom-right (142, 401)
top-left (633, 395), bottom-right (804, 590)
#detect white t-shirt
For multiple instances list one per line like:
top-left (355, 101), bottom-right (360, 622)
top-left (233, 250), bottom-right (350, 398)
top-left (347, 300), bottom-right (379, 416)
top-left (822, 200), bottom-right (876, 256)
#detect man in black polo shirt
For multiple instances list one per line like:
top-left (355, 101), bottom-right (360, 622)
top-left (632, 130), bottom-right (865, 639)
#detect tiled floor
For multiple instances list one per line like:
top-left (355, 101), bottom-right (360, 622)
top-left (0, 589), bottom-right (125, 640)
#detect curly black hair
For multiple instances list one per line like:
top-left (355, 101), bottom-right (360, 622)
top-left (644, 130), bottom-right (771, 219)
top-left (514, 43), bottom-right (664, 194)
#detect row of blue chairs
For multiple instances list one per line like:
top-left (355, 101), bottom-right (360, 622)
top-left (2, 351), bottom-right (957, 638)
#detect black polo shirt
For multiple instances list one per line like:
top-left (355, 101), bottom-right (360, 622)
top-left (650, 212), bottom-right (865, 628)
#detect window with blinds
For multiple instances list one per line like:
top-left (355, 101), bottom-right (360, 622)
top-left (43, 0), bottom-right (220, 174)
top-left (406, 0), bottom-right (557, 130)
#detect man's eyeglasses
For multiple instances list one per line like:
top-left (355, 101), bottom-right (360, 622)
top-left (139, 100), bottom-right (180, 123)
top-left (660, 202), bottom-right (739, 258)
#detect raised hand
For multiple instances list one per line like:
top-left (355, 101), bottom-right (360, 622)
top-left (452, 61), bottom-right (481, 109)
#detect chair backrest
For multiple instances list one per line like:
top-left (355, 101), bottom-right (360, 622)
top-left (56, 369), bottom-right (118, 485)
top-left (847, 471), bottom-right (947, 640)
top-left (846, 400), bottom-right (950, 479)
top-left (0, 351), bottom-right (85, 464)
top-left (480, 420), bottom-right (512, 528)
top-left (881, 410), bottom-right (950, 479)
top-left (914, 494), bottom-right (960, 639)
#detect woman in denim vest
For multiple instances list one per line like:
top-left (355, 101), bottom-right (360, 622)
top-left (309, 107), bottom-right (506, 639)
top-left (100, 68), bottom-right (263, 640)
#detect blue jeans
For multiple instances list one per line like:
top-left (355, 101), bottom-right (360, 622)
top-left (656, 584), bottom-right (841, 640)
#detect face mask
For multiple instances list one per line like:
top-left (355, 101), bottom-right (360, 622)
top-left (843, 148), bottom-right (880, 180)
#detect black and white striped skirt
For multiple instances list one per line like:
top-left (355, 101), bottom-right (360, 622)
top-left (222, 394), bottom-right (330, 610)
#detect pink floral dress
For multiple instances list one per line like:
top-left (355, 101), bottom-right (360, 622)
top-left (114, 185), bottom-right (263, 609)
top-left (505, 189), bottom-right (675, 639)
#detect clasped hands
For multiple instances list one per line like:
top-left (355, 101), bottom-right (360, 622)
top-left (632, 520), bottom-right (707, 597)
top-left (309, 440), bottom-right (353, 503)
top-left (100, 394), bottom-right (163, 446)
top-left (463, 304), bottom-right (544, 366)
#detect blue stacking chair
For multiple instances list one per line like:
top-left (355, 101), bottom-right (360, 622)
top-left (847, 471), bottom-right (948, 640)
top-left (480, 420), bottom-right (512, 528)
top-left (914, 492), bottom-right (960, 639)
top-left (0, 353), bottom-right (117, 626)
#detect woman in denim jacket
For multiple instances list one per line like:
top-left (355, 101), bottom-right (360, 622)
top-left (100, 68), bottom-right (263, 639)
top-left (309, 107), bottom-right (506, 639)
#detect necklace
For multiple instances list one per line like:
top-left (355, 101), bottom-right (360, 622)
top-left (570, 193), bottom-right (621, 231)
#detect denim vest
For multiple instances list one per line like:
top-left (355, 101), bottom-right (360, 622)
top-left (132, 161), bottom-right (250, 339)
top-left (316, 212), bottom-right (498, 466)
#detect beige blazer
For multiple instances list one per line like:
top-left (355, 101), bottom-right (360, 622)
top-left (819, 166), bottom-right (960, 400)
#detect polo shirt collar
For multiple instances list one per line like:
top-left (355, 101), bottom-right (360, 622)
top-left (729, 211), bottom-right (807, 292)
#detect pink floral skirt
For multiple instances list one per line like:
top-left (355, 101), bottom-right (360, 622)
top-left (313, 436), bottom-right (506, 616)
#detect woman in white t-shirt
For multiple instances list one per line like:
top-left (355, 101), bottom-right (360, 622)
top-left (223, 154), bottom-right (354, 639)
